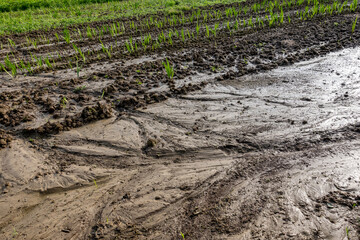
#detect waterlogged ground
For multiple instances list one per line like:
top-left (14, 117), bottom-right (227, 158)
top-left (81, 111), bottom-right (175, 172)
top-left (1, 0), bottom-right (360, 238)
top-left (1, 46), bottom-right (360, 239)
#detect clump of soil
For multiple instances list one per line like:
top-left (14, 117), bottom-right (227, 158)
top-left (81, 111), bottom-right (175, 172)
top-left (81, 101), bottom-right (113, 122)
top-left (25, 101), bottom-right (113, 135)
top-left (318, 191), bottom-right (360, 209)
top-left (0, 104), bottom-right (34, 127)
top-left (0, 130), bottom-right (12, 148)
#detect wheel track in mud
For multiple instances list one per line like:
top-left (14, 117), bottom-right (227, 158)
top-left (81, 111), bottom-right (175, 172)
top-left (1, 1), bottom-right (360, 240)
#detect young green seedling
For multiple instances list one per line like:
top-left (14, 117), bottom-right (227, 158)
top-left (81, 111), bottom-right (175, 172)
top-left (63, 28), bottom-right (71, 44)
top-left (162, 58), bottom-right (174, 79)
top-left (125, 38), bottom-right (135, 53)
top-left (0, 63), bottom-right (14, 78)
top-left (74, 85), bottom-right (86, 93)
top-left (3, 56), bottom-right (17, 78)
top-left (8, 38), bottom-right (15, 48)
top-left (60, 97), bottom-right (68, 108)
top-left (227, 21), bottom-right (231, 34)
top-left (86, 26), bottom-right (93, 39)
top-left (196, 23), bottom-right (200, 36)
top-left (352, 16), bottom-right (358, 33)
top-left (76, 62), bottom-right (82, 78)
top-left (350, 0), bottom-right (358, 11)
top-left (44, 56), bottom-right (53, 69)
top-left (205, 25), bottom-right (210, 38)
top-left (55, 33), bottom-right (60, 42)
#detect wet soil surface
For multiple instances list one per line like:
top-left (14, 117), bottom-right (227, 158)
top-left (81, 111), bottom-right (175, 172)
top-left (1, 2), bottom-right (360, 239)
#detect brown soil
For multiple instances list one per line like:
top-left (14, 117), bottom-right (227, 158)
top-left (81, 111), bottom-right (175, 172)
top-left (1, 1), bottom-right (360, 239)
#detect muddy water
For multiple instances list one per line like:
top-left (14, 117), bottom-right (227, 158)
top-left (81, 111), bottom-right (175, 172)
top-left (1, 47), bottom-right (360, 239)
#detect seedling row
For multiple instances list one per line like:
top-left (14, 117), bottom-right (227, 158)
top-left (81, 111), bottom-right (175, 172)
top-left (0, 0), bottom-right (358, 78)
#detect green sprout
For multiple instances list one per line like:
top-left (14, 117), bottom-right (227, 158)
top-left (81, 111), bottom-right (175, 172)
top-left (352, 16), bottom-right (358, 33)
top-left (63, 28), bottom-right (71, 44)
top-left (205, 25), bottom-right (210, 38)
top-left (8, 38), bottom-right (15, 48)
top-left (60, 97), bottom-right (68, 108)
top-left (76, 62), bottom-right (82, 78)
top-left (12, 227), bottom-right (18, 237)
top-left (125, 37), bottom-right (135, 53)
top-left (74, 85), bottom-right (86, 93)
top-left (162, 58), bottom-right (174, 79)
top-left (44, 56), bottom-right (53, 69)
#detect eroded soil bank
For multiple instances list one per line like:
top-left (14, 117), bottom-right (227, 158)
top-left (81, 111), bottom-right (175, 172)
top-left (1, 45), bottom-right (360, 239)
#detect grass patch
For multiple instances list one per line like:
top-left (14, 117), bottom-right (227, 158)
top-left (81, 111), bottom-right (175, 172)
top-left (0, 0), bottom-right (245, 35)
top-left (0, 0), bottom-right (121, 13)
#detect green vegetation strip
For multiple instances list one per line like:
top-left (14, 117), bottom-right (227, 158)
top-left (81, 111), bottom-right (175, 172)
top-left (0, 0), bottom-right (120, 13)
top-left (0, 0), bottom-right (245, 35)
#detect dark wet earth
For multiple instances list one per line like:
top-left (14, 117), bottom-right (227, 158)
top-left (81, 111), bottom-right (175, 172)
top-left (1, 45), bottom-right (360, 239)
top-left (1, 1), bottom-right (360, 237)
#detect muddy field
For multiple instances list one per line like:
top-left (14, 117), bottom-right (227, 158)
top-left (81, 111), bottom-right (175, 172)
top-left (1, 0), bottom-right (360, 239)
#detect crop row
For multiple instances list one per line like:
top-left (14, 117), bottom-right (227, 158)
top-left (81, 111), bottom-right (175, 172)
top-left (0, 0), bottom-right (358, 78)
top-left (0, 0), bottom-right (343, 53)
top-left (0, 0), bottom-right (251, 35)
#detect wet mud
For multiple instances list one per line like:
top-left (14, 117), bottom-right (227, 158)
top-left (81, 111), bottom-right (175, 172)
top-left (1, 2), bottom-right (360, 239)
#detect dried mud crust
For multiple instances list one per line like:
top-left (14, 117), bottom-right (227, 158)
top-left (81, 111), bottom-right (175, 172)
top-left (1, 2), bottom-right (360, 240)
